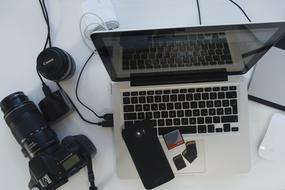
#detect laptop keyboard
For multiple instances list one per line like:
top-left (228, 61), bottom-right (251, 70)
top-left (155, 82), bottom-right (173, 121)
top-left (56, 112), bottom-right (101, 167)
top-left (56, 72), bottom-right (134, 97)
top-left (122, 32), bottom-right (233, 70)
top-left (123, 85), bottom-right (239, 135)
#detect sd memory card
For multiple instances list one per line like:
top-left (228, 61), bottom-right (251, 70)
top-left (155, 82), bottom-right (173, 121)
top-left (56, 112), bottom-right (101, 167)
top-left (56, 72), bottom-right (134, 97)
top-left (173, 154), bottom-right (186, 170)
top-left (182, 141), bottom-right (197, 164)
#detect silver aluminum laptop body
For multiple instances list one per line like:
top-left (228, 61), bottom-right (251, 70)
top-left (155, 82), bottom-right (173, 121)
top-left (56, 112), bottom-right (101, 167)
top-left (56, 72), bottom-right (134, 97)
top-left (91, 22), bottom-right (285, 178)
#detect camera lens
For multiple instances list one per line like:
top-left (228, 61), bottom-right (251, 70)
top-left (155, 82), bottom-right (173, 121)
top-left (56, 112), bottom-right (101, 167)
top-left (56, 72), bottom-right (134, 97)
top-left (0, 92), bottom-right (60, 158)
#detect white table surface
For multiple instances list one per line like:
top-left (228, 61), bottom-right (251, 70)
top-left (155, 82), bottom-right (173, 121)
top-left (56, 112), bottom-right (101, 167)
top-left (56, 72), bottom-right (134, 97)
top-left (1, 0), bottom-right (285, 189)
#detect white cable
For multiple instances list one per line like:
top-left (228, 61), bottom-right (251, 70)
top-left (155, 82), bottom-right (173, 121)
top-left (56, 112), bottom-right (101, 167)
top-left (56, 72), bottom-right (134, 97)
top-left (79, 12), bottom-right (108, 52)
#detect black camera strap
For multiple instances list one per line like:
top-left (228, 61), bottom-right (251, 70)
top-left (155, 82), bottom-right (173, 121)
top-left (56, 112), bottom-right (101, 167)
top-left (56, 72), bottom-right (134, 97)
top-left (86, 156), bottom-right (97, 190)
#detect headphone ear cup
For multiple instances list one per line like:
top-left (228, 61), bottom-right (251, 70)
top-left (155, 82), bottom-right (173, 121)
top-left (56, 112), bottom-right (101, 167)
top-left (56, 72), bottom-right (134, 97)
top-left (37, 47), bottom-right (76, 82)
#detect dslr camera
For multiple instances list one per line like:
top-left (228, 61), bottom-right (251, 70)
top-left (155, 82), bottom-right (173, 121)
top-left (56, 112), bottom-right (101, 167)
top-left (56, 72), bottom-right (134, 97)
top-left (0, 92), bottom-right (97, 190)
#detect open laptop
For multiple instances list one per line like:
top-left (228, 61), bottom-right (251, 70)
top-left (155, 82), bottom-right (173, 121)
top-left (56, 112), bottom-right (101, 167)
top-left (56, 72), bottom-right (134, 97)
top-left (91, 22), bottom-right (285, 178)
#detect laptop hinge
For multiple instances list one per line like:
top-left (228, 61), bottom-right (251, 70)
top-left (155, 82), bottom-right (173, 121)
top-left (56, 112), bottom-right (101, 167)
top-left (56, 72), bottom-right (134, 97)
top-left (130, 69), bottom-right (228, 86)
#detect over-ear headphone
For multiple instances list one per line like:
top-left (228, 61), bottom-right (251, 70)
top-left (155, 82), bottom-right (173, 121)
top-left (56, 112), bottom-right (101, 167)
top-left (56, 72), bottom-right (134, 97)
top-left (37, 47), bottom-right (76, 82)
top-left (37, 47), bottom-right (76, 122)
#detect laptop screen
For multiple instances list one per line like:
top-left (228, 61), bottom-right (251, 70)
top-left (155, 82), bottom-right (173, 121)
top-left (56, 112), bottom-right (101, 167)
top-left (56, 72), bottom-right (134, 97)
top-left (91, 22), bottom-right (285, 81)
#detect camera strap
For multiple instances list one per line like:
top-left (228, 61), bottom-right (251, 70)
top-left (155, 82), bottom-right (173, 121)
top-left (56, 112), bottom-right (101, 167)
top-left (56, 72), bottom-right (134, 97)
top-left (86, 156), bottom-right (97, 190)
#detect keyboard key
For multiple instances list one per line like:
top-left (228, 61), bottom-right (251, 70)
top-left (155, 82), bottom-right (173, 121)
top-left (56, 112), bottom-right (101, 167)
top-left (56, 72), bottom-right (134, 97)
top-left (229, 86), bottom-right (237, 90)
top-left (205, 117), bottom-right (212, 124)
top-left (151, 104), bottom-right (158, 111)
top-left (139, 91), bottom-right (146, 95)
top-left (156, 127), bottom-right (174, 135)
top-left (222, 100), bottom-right (229, 107)
top-left (124, 105), bottom-right (134, 112)
top-left (153, 112), bottom-right (160, 118)
top-left (193, 109), bottom-right (200, 116)
top-left (232, 127), bottom-right (239, 132)
top-left (138, 112), bottom-right (144, 119)
top-left (226, 91), bottom-right (237, 98)
top-left (213, 87), bottom-right (220, 91)
top-left (221, 86), bottom-right (228, 91)
top-left (196, 88), bottom-right (203, 92)
top-left (189, 117), bottom-right (196, 124)
top-left (145, 112), bottom-right (152, 119)
top-left (180, 89), bottom-right (187, 93)
top-left (194, 93), bottom-right (201, 100)
top-left (221, 115), bottom-right (238, 123)
top-left (123, 97), bottom-right (130, 104)
top-left (143, 104), bottom-right (150, 111)
top-left (181, 118), bottom-right (189, 125)
top-left (172, 89), bottom-right (179, 93)
top-left (131, 91), bottom-right (138, 96)
top-left (163, 90), bottom-right (171, 94)
top-left (162, 95), bottom-right (170, 102)
top-left (217, 108), bottom-right (224, 115)
top-left (206, 101), bottom-right (214, 108)
top-left (177, 110), bottom-right (184, 117)
top-left (191, 102), bottom-right (198, 108)
top-left (169, 111), bottom-right (176, 118)
top-left (207, 125), bottom-right (215, 133)
top-left (199, 101), bottom-right (206, 108)
top-left (150, 119), bottom-right (157, 127)
top-left (202, 93), bottom-right (209, 100)
top-left (159, 103), bottom-right (166, 110)
top-left (124, 113), bottom-right (136, 120)
top-left (209, 109), bottom-right (216, 115)
top-left (182, 102), bottom-right (190, 109)
top-left (198, 125), bottom-right (207, 133)
top-left (178, 94), bottom-right (185, 101)
top-left (175, 102), bottom-right (182, 109)
top-left (213, 116), bottom-right (220, 123)
top-left (185, 110), bottom-right (192, 117)
top-left (204, 87), bottom-right (212, 92)
top-left (180, 126), bottom-right (197, 134)
top-left (155, 90), bottom-right (162, 94)
top-left (147, 96), bottom-right (154, 103)
top-left (139, 97), bottom-right (146, 103)
top-left (214, 100), bottom-right (222, 107)
top-left (216, 128), bottom-right (222, 133)
top-left (123, 92), bottom-right (130, 96)
top-left (155, 96), bottom-right (162, 102)
top-left (170, 95), bottom-right (178, 101)
top-left (174, 118), bottom-right (180, 125)
top-left (147, 91), bottom-right (154, 95)
top-left (186, 94), bottom-right (193, 101)
top-left (225, 107), bottom-right (232, 115)
top-left (230, 99), bottom-right (238, 114)
top-left (197, 117), bottom-right (204, 124)
top-left (166, 119), bottom-right (172, 126)
top-left (223, 124), bottom-right (231, 132)
top-left (201, 109), bottom-right (208, 116)
top-left (188, 88), bottom-right (195, 93)
top-left (135, 105), bottom-right (142, 111)
top-left (218, 92), bottom-right (225, 99)
top-left (210, 92), bottom-right (217, 99)
top-left (166, 103), bottom-right (174, 110)
top-left (158, 119), bottom-right (165, 126)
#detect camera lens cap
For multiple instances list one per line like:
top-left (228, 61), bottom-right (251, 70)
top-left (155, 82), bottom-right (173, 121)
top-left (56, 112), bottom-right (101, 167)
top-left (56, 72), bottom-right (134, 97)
top-left (37, 47), bottom-right (75, 82)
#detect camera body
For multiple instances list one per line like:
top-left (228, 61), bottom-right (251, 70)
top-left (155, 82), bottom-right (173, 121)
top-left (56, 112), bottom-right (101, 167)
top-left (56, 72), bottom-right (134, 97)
top-left (28, 135), bottom-right (96, 190)
top-left (0, 92), bottom-right (96, 190)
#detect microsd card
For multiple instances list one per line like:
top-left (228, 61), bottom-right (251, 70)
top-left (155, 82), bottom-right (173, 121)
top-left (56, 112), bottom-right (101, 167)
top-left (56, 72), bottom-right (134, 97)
top-left (173, 154), bottom-right (186, 170)
top-left (163, 129), bottom-right (184, 150)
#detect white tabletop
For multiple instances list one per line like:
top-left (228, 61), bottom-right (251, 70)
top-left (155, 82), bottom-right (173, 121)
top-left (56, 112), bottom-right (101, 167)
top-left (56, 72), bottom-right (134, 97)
top-left (1, 0), bottom-right (285, 189)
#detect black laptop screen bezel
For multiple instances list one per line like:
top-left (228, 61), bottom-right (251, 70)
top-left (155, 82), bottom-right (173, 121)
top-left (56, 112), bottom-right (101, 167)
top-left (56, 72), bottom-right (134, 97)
top-left (91, 22), bottom-right (285, 81)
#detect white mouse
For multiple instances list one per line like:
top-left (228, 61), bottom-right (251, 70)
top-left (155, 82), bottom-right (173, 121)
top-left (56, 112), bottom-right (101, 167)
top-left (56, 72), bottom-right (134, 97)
top-left (258, 112), bottom-right (285, 161)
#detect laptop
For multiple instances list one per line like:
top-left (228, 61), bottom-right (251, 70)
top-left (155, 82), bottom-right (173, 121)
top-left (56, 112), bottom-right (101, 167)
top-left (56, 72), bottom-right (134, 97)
top-left (91, 22), bottom-right (285, 178)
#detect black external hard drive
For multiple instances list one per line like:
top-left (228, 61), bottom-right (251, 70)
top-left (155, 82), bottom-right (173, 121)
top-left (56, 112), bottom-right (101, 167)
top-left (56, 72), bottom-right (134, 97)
top-left (122, 120), bottom-right (174, 189)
